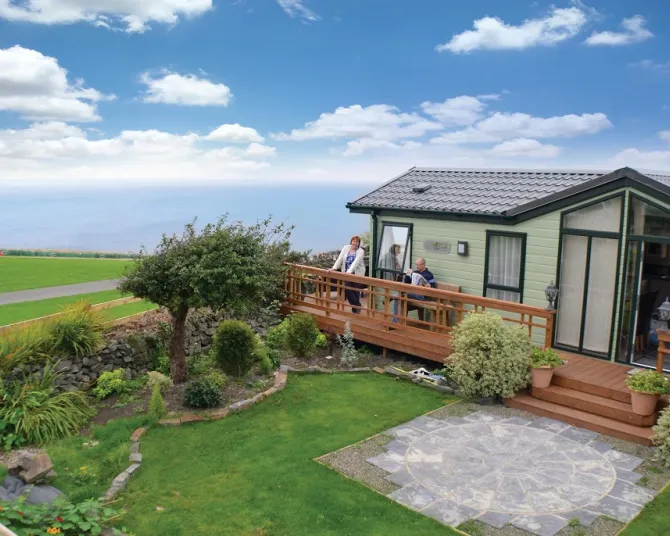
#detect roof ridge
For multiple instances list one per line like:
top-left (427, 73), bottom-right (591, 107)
top-left (412, 167), bottom-right (608, 174)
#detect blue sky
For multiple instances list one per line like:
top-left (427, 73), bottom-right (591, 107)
top-left (1, 0), bottom-right (669, 188)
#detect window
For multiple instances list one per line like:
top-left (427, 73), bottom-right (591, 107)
top-left (563, 197), bottom-right (622, 233)
top-left (376, 223), bottom-right (412, 281)
top-left (629, 197), bottom-right (670, 237)
top-left (484, 232), bottom-right (526, 303)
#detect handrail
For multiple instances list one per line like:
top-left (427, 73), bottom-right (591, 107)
top-left (656, 329), bottom-right (670, 373)
top-left (285, 264), bottom-right (555, 349)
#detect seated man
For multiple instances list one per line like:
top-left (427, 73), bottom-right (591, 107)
top-left (392, 257), bottom-right (436, 323)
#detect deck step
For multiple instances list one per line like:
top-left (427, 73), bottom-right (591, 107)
top-left (531, 385), bottom-right (657, 427)
top-left (505, 394), bottom-right (655, 446)
top-left (553, 370), bottom-right (631, 404)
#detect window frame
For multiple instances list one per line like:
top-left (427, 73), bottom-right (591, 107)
top-left (374, 222), bottom-right (413, 280)
top-left (627, 193), bottom-right (670, 242)
top-left (483, 230), bottom-right (527, 303)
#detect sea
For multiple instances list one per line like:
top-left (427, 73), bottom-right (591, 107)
top-left (0, 185), bottom-right (370, 254)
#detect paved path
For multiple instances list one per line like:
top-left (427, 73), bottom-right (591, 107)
top-left (0, 279), bottom-right (120, 306)
top-left (368, 411), bottom-right (655, 536)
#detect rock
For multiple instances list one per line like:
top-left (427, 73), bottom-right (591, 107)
top-left (70, 364), bottom-right (81, 374)
top-left (130, 442), bottom-right (140, 454)
top-left (130, 427), bottom-right (146, 441)
top-left (101, 364), bottom-right (114, 372)
top-left (123, 355), bottom-right (134, 363)
top-left (129, 453), bottom-right (142, 463)
top-left (55, 360), bottom-right (73, 372)
top-left (45, 470), bottom-right (57, 480)
top-left (125, 464), bottom-right (141, 477)
top-left (82, 357), bottom-right (91, 366)
top-left (8, 451), bottom-right (35, 476)
top-left (0, 488), bottom-right (16, 501)
top-left (25, 485), bottom-right (63, 505)
top-left (19, 454), bottom-right (54, 484)
top-left (3, 475), bottom-right (25, 495)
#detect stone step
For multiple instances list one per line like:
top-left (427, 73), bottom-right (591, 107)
top-left (505, 394), bottom-right (655, 446)
top-left (531, 385), bottom-right (658, 427)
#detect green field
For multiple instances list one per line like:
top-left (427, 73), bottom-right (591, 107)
top-left (0, 290), bottom-right (156, 326)
top-left (0, 257), bottom-right (132, 293)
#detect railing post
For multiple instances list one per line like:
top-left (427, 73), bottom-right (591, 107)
top-left (544, 312), bottom-right (555, 349)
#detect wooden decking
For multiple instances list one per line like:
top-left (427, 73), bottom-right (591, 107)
top-left (507, 353), bottom-right (658, 446)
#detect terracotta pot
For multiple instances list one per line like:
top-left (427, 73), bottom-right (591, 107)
top-left (531, 367), bottom-right (554, 388)
top-left (630, 390), bottom-right (659, 416)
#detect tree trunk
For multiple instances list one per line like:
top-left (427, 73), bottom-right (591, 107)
top-left (170, 306), bottom-right (189, 384)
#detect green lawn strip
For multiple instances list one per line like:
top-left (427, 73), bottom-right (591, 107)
top-left (47, 416), bottom-right (153, 504)
top-left (0, 290), bottom-right (124, 326)
top-left (620, 482), bottom-right (670, 535)
top-left (101, 300), bottom-right (158, 321)
top-left (51, 374), bottom-right (456, 536)
top-left (0, 257), bottom-right (131, 293)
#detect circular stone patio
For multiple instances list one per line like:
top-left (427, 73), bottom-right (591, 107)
top-left (365, 412), bottom-right (656, 536)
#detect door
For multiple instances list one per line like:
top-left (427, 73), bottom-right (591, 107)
top-left (555, 235), bottom-right (619, 356)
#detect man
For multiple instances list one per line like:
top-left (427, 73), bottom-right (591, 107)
top-left (392, 257), bottom-right (436, 322)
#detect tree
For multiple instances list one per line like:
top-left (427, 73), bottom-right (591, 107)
top-left (119, 216), bottom-right (292, 383)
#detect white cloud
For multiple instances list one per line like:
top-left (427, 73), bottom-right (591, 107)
top-left (491, 138), bottom-right (561, 158)
top-left (342, 138), bottom-right (421, 157)
top-left (585, 15), bottom-right (653, 46)
top-left (0, 0), bottom-right (212, 33)
top-left (611, 148), bottom-right (670, 169)
top-left (245, 143), bottom-right (277, 157)
top-left (0, 46), bottom-right (114, 122)
top-left (206, 124), bottom-right (264, 143)
top-left (431, 112), bottom-right (612, 144)
top-left (140, 71), bottom-right (232, 106)
top-left (436, 6), bottom-right (587, 53)
top-left (660, 131), bottom-right (670, 143)
top-left (420, 96), bottom-right (488, 126)
top-left (631, 59), bottom-right (670, 74)
top-left (271, 104), bottom-right (442, 142)
top-left (277, 0), bottom-right (319, 22)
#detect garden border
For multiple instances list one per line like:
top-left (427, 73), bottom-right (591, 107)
top-left (103, 426), bottom-right (146, 502)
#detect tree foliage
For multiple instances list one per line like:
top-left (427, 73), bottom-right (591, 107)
top-left (119, 216), bottom-right (292, 382)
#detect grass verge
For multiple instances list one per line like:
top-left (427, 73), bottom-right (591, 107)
top-left (101, 300), bottom-right (158, 322)
top-left (0, 257), bottom-right (131, 293)
top-left (51, 374), bottom-right (457, 536)
top-left (620, 482), bottom-right (670, 535)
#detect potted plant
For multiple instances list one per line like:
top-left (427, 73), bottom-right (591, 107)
top-left (625, 370), bottom-right (670, 416)
top-left (530, 347), bottom-right (565, 388)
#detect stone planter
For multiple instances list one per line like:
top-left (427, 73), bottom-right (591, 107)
top-left (531, 367), bottom-right (554, 389)
top-left (629, 390), bottom-right (659, 416)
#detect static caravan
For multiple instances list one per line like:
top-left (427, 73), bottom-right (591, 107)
top-left (347, 166), bottom-right (670, 372)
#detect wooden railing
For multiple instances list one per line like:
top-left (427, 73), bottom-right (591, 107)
top-left (656, 330), bottom-right (670, 373)
top-left (284, 264), bottom-right (556, 349)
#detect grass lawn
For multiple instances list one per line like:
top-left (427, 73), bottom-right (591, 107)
top-left (0, 290), bottom-right (124, 326)
top-left (620, 483), bottom-right (670, 535)
top-left (50, 374), bottom-right (458, 536)
top-left (101, 300), bottom-right (158, 321)
top-left (0, 257), bottom-right (131, 293)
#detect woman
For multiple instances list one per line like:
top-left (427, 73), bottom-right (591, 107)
top-left (329, 236), bottom-right (366, 313)
top-left (379, 244), bottom-right (402, 281)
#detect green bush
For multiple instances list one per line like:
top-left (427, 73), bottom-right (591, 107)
top-left (49, 302), bottom-right (105, 357)
top-left (182, 376), bottom-right (222, 409)
top-left (188, 352), bottom-right (216, 377)
top-left (149, 384), bottom-right (167, 419)
top-left (653, 406), bottom-right (670, 466)
top-left (265, 325), bottom-right (286, 367)
top-left (92, 369), bottom-right (131, 400)
top-left (283, 313), bottom-right (320, 358)
top-left (0, 325), bottom-right (53, 377)
top-left (0, 364), bottom-right (93, 446)
top-left (206, 370), bottom-right (227, 389)
top-left (146, 371), bottom-right (173, 392)
top-left (257, 355), bottom-right (274, 376)
top-left (0, 496), bottom-right (125, 536)
top-left (530, 347), bottom-right (564, 368)
top-left (626, 370), bottom-right (670, 395)
top-left (446, 312), bottom-right (531, 400)
top-left (212, 320), bottom-right (257, 377)
top-left (315, 332), bottom-right (328, 349)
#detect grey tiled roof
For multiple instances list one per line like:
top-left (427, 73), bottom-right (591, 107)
top-left (348, 168), bottom-right (670, 216)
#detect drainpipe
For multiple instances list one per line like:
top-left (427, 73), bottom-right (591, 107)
top-left (371, 210), bottom-right (378, 278)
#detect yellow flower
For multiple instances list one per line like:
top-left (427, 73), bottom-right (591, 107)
top-left (47, 528), bottom-right (62, 535)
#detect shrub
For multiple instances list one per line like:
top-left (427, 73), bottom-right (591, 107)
top-left (212, 320), bottom-right (257, 377)
top-left (446, 312), bottom-right (531, 400)
top-left (149, 384), bottom-right (167, 419)
top-left (147, 371), bottom-right (173, 392)
top-left (0, 364), bottom-right (92, 446)
top-left (257, 355), bottom-right (274, 376)
top-left (206, 370), bottom-right (227, 389)
top-left (188, 352), bottom-right (216, 377)
top-left (92, 369), bottom-right (131, 400)
top-left (625, 370), bottom-right (670, 395)
top-left (283, 313), bottom-right (320, 358)
top-left (265, 325), bottom-right (287, 367)
top-left (183, 376), bottom-right (222, 409)
top-left (49, 302), bottom-right (105, 357)
top-left (653, 406), bottom-right (670, 466)
top-left (0, 496), bottom-right (125, 536)
top-left (0, 325), bottom-right (53, 377)
top-left (315, 332), bottom-right (328, 349)
top-left (337, 322), bottom-right (359, 367)
top-left (530, 347), bottom-right (564, 368)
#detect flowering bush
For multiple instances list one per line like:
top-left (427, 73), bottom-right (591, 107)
top-left (92, 369), bottom-right (130, 400)
top-left (146, 371), bottom-right (173, 392)
top-left (0, 496), bottom-right (125, 536)
top-left (653, 406), bottom-right (670, 466)
top-left (446, 312), bottom-right (531, 399)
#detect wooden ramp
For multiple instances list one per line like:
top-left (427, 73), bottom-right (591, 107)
top-left (507, 353), bottom-right (658, 446)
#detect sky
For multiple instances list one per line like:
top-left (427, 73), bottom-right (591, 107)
top-left (0, 0), bottom-right (669, 190)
